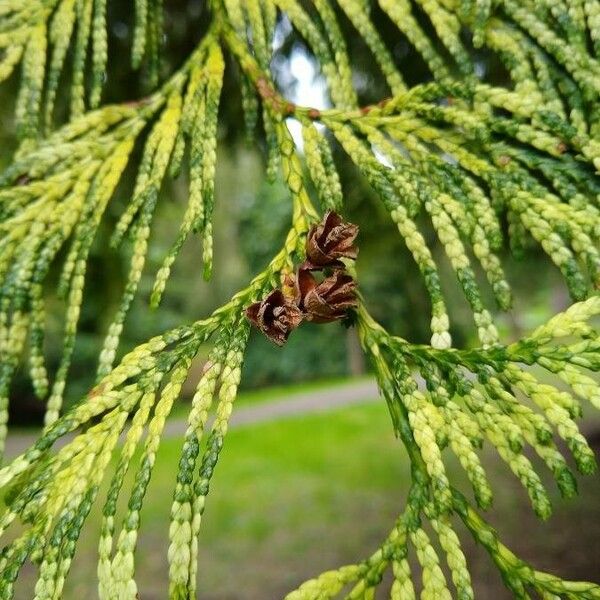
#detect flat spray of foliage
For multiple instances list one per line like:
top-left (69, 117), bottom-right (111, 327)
top-left (0, 0), bottom-right (600, 598)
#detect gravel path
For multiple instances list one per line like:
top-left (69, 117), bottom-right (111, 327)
top-left (4, 379), bottom-right (380, 458)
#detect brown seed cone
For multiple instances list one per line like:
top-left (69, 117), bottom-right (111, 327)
top-left (295, 269), bottom-right (357, 323)
top-left (304, 211), bottom-right (359, 269)
top-left (245, 290), bottom-right (303, 346)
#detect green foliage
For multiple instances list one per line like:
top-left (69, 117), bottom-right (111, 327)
top-left (0, 0), bottom-right (599, 598)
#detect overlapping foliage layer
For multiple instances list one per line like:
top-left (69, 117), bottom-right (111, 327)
top-left (0, 0), bottom-right (600, 598)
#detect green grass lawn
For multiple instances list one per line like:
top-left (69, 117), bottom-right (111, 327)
top-left (13, 400), bottom-right (600, 599)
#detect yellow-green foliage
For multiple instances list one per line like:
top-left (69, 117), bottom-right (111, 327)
top-left (0, 0), bottom-right (599, 598)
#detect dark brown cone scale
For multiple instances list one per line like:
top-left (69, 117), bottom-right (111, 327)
top-left (245, 290), bottom-right (303, 346)
top-left (295, 269), bottom-right (357, 323)
top-left (304, 211), bottom-right (359, 269)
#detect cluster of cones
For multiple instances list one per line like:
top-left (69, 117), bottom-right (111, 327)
top-left (245, 211), bottom-right (359, 346)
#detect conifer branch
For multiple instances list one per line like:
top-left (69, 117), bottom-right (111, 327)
top-left (0, 0), bottom-right (599, 597)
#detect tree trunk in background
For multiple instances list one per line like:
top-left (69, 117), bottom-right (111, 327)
top-left (346, 328), bottom-right (365, 376)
